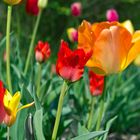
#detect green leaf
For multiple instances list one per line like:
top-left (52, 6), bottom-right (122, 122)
top-left (33, 109), bottom-right (45, 140)
top-left (78, 123), bottom-right (89, 135)
top-left (10, 109), bottom-right (28, 140)
top-left (71, 131), bottom-right (106, 140)
top-left (103, 116), bottom-right (117, 140)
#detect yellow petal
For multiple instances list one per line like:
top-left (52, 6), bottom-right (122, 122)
top-left (124, 40), bottom-right (140, 68)
top-left (122, 20), bottom-right (134, 34)
top-left (9, 91), bottom-right (21, 113)
top-left (134, 54), bottom-right (140, 66)
top-left (4, 90), bottom-right (12, 115)
top-left (17, 102), bottom-right (35, 112)
top-left (132, 30), bottom-right (140, 43)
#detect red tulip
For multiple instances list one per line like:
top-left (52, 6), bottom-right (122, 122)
top-left (35, 41), bottom-right (51, 63)
top-left (0, 81), bottom-right (6, 123)
top-left (26, 0), bottom-right (39, 16)
top-left (56, 40), bottom-right (92, 82)
top-left (89, 70), bottom-right (104, 96)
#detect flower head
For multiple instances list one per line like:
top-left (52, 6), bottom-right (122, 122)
top-left (78, 20), bottom-right (140, 75)
top-left (0, 81), bottom-right (34, 126)
top-left (106, 8), bottom-right (119, 22)
top-left (26, 0), bottom-right (39, 16)
top-left (56, 40), bottom-right (91, 82)
top-left (71, 2), bottom-right (82, 17)
top-left (35, 41), bottom-right (51, 63)
top-left (67, 28), bottom-right (78, 42)
top-left (4, 0), bottom-right (22, 5)
top-left (89, 70), bottom-right (104, 96)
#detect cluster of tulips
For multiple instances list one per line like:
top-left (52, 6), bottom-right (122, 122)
top-left (1, 0), bottom-right (140, 140)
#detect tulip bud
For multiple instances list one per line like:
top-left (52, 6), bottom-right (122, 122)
top-left (35, 41), bottom-right (51, 63)
top-left (67, 28), bottom-right (78, 42)
top-left (26, 0), bottom-right (39, 16)
top-left (106, 8), bottom-right (119, 22)
top-left (38, 0), bottom-right (48, 9)
top-left (71, 2), bottom-right (82, 17)
top-left (3, 0), bottom-right (22, 5)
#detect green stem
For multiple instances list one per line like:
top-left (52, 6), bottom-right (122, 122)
top-left (36, 63), bottom-right (42, 98)
top-left (24, 10), bottom-right (42, 75)
top-left (95, 77), bottom-right (107, 132)
top-left (87, 97), bottom-right (95, 130)
top-left (6, 6), bottom-right (13, 93)
top-left (7, 127), bottom-right (10, 140)
top-left (51, 81), bottom-right (68, 140)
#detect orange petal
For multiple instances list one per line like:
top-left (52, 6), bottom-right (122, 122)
top-left (93, 21), bottom-right (119, 37)
top-left (78, 20), bottom-right (96, 52)
top-left (91, 25), bottom-right (132, 74)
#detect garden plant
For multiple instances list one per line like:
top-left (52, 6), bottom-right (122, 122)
top-left (0, 0), bottom-right (140, 140)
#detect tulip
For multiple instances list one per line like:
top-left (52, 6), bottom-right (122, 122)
top-left (35, 41), bottom-right (51, 63)
top-left (89, 70), bottom-right (104, 96)
top-left (78, 20), bottom-right (140, 75)
top-left (26, 0), bottom-right (39, 16)
top-left (38, 0), bottom-right (48, 9)
top-left (3, 0), bottom-right (22, 5)
top-left (0, 80), bottom-right (34, 126)
top-left (67, 28), bottom-right (78, 42)
top-left (56, 40), bottom-right (92, 82)
top-left (71, 2), bottom-right (82, 17)
top-left (106, 8), bottom-right (119, 22)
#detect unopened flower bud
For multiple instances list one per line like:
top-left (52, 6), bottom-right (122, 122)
top-left (106, 8), bottom-right (119, 22)
top-left (35, 41), bottom-right (51, 63)
top-left (38, 0), bottom-right (48, 9)
top-left (71, 2), bottom-right (82, 17)
top-left (67, 28), bottom-right (78, 42)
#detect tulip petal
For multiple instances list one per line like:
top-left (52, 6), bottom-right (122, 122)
top-left (124, 40), bottom-right (140, 69)
top-left (92, 25), bottom-right (131, 74)
top-left (0, 101), bottom-right (6, 123)
top-left (132, 30), bottom-right (140, 43)
top-left (78, 20), bottom-right (96, 52)
top-left (10, 92), bottom-right (21, 113)
top-left (121, 20), bottom-right (134, 34)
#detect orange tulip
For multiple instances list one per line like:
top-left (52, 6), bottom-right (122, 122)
top-left (78, 20), bottom-right (140, 75)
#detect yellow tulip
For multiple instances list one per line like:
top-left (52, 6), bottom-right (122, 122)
top-left (4, 0), bottom-right (22, 5)
top-left (3, 90), bottom-right (34, 126)
top-left (78, 20), bottom-right (140, 75)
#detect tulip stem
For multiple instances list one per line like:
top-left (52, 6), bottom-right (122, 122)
top-left (7, 127), bottom-right (10, 140)
top-left (51, 81), bottom-right (68, 140)
top-left (36, 63), bottom-right (42, 99)
top-left (87, 97), bottom-right (95, 130)
top-left (95, 77), bottom-right (107, 132)
top-left (6, 6), bottom-right (13, 93)
top-left (24, 10), bottom-right (42, 75)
